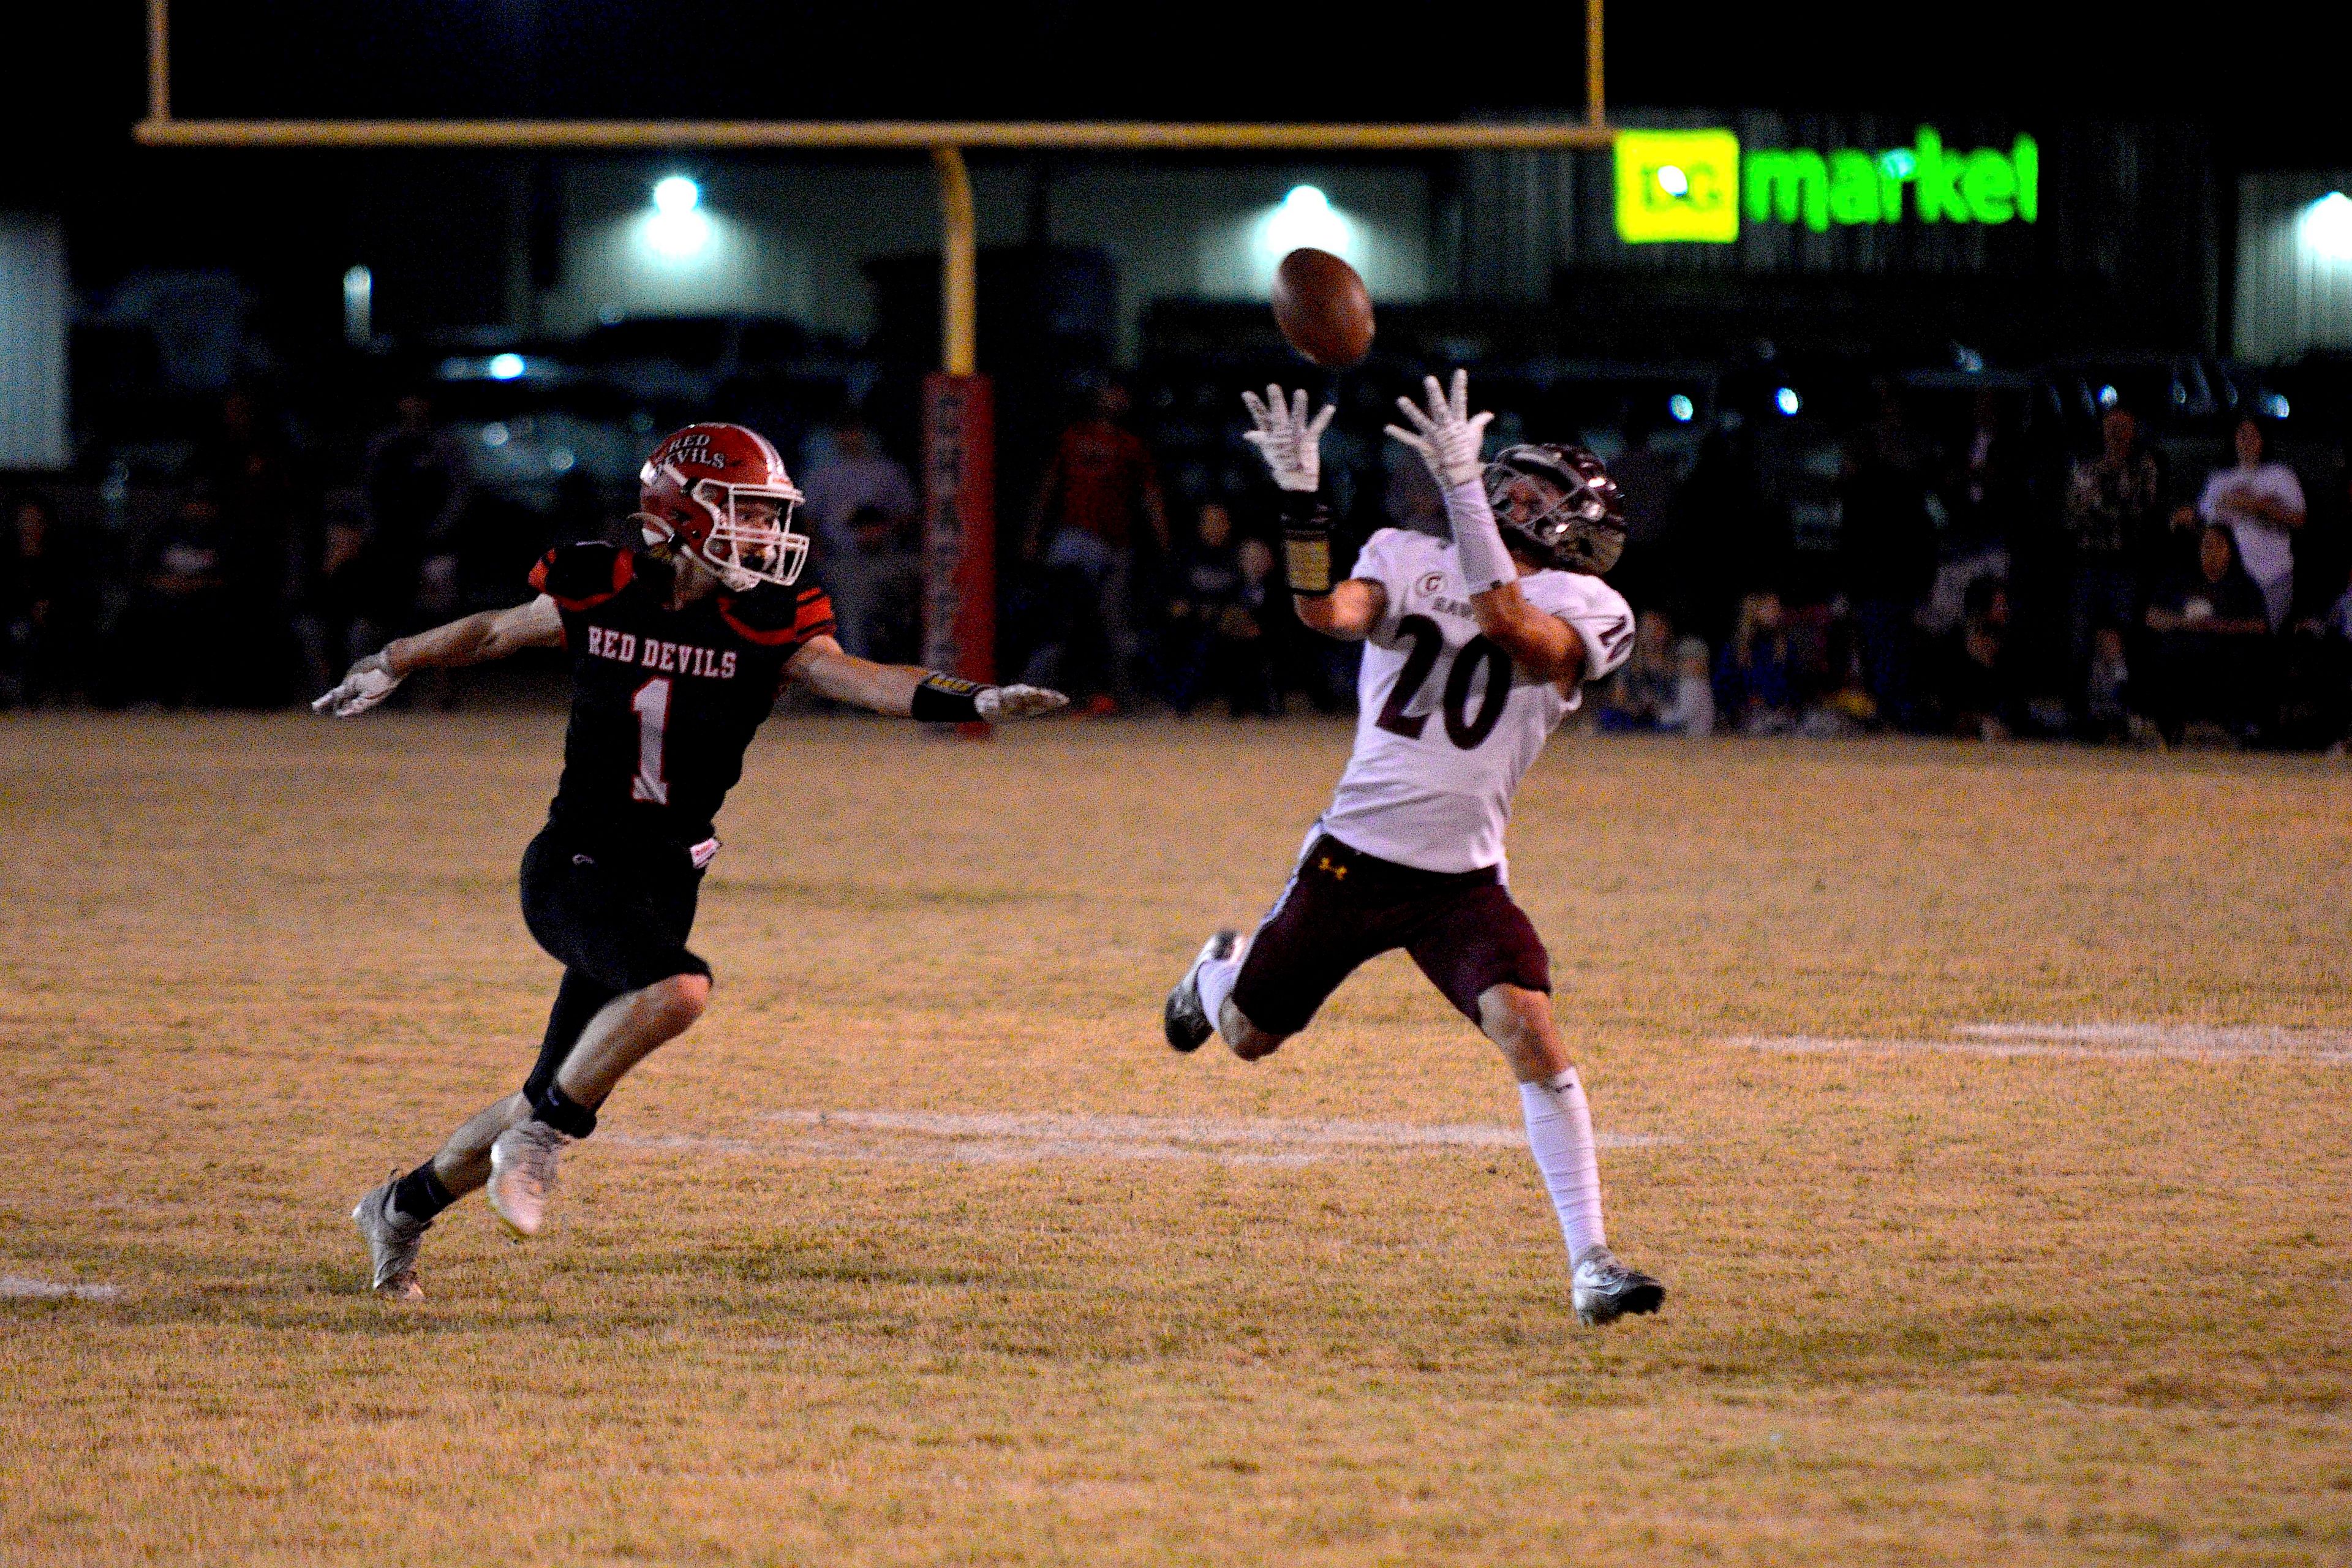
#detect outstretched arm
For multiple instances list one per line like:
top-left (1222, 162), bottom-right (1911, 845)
top-left (784, 635), bottom-right (1067, 721)
top-left (392, 596), bottom-right (565, 674)
top-left (313, 596), bottom-right (564, 717)
top-left (1469, 582), bottom-right (1587, 687)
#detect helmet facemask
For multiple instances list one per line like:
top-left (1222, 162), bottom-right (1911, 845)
top-left (636, 461), bottom-right (810, 591)
top-left (695, 480), bottom-right (809, 590)
top-left (1482, 447), bottom-right (1627, 576)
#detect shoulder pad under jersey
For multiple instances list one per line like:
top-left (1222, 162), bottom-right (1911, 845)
top-left (718, 581), bottom-right (837, 649)
top-left (528, 542), bottom-right (636, 611)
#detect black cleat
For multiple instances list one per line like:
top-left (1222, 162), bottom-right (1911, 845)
top-left (1572, 1246), bottom-right (1666, 1326)
top-left (1164, 929), bottom-right (1243, 1052)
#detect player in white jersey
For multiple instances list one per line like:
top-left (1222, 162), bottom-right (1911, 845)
top-left (1162, 370), bottom-right (1664, 1325)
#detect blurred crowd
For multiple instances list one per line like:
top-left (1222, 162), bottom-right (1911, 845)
top-left (1588, 387), bottom-right (2352, 749)
top-left (9, 370), bottom-right (2352, 752)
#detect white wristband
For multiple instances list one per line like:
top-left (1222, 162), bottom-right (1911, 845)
top-left (1444, 478), bottom-right (1515, 594)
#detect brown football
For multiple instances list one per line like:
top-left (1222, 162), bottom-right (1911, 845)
top-left (1271, 247), bottom-right (1374, 369)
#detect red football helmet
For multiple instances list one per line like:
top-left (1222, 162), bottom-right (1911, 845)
top-left (633, 422), bottom-right (810, 590)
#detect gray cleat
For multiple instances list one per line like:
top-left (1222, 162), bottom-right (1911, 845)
top-left (352, 1175), bottom-right (431, 1301)
top-left (1164, 929), bottom-right (1244, 1053)
top-left (486, 1120), bottom-right (571, 1238)
top-left (1572, 1245), bottom-right (1665, 1326)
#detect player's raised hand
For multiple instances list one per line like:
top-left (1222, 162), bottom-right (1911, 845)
top-left (311, 650), bottom-right (403, 718)
top-left (1385, 369), bottom-right (1493, 490)
top-left (976, 684), bottom-right (1069, 721)
top-left (1240, 385), bottom-right (1338, 494)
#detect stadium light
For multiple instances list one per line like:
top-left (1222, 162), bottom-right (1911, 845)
top-left (488, 352), bottom-right (525, 381)
top-left (1258, 185), bottom-right (1357, 264)
top-left (341, 265), bottom-right (371, 347)
top-left (643, 174), bottom-right (712, 260)
top-left (2301, 192), bottom-right (2352, 262)
top-left (1773, 386), bottom-right (1801, 417)
top-left (1667, 394), bottom-right (1695, 423)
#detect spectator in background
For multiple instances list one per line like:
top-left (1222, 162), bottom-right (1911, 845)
top-left (2063, 407), bottom-right (2164, 707)
top-left (1597, 610), bottom-right (1679, 732)
top-left (1, 492), bottom-right (87, 707)
top-left (1159, 503), bottom-right (1277, 717)
top-left (1022, 383), bottom-right (1168, 710)
top-left (117, 484), bottom-right (235, 707)
top-left (1838, 383), bottom-right (1939, 729)
top-left (1216, 537), bottom-right (1280, 718)
top-left (293, 488), bottom-right (382, 700)
top-left (1659, 636), bottom-right (1717, 736)
top-left (1926, 577), bottom-right (2022, 741)
top-left (800, 420), bottom-right (921, 661)
top-left (2084, 625), bottom-right (2133, 743)
top-left (1714, 590), bottom-right (1796, 735)
top-left (1160, 500), bottom-right (1243, 712)
top-left (198, 390), bottom-right (307, 705)
top-left (1951, 390), bottom-right (2029, 548)
top-left (2139, 523), bottom-right (2271, 744)
top-left (362, 391), bottom-right (470, 635)
top-left (2197, 417), bottom-right (2304, 631)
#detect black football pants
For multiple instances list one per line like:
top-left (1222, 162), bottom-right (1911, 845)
top-left (517, 824), bottom-right (710, 1102)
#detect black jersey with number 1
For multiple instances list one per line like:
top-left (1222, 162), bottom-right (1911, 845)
top-left (527, 542), bottom-right (836, 851)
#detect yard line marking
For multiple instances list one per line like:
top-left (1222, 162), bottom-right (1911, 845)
top-left (602, 1112), bottom-right (1675, 1166)
top-left (1722, 1027), bottom-right (2352, 1065)
top-left (766, 1110), bottom-right (1531, 1147)
top-left (0, 1275), bottom-right (122, 1302)
top-left (1956, 1022), bottom-right (2352, 1053)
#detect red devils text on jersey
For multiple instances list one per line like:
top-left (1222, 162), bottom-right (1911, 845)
top-left (528, 541), bottom-right (835, 848)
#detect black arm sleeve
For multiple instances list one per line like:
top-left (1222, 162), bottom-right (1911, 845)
top-left (910, 671), bottom-right (987, 722)
top-left (1278, 489), bottom-right (1336, 597)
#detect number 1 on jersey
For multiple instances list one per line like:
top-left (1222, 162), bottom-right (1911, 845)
top-left (631, 677), bottom-right (671, 805)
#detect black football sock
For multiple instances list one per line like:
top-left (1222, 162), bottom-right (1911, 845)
top-left (390, 1162), bottom-right (454, 1223)
top-left (532, 1082), bottom-right (599, 1139)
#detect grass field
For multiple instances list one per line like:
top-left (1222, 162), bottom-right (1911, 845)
top-left (4, 709), bottom-right (2350, 1566)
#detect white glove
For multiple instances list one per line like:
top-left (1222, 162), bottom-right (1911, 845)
top-left (311, 651), bottom-right (402, 718)
top-left (1384, 369), bottom-right (1493, 490)
top-left (976, 684), bottom-right (1069, 721)
top-left (1240, 385), bottom-right (1338, 494)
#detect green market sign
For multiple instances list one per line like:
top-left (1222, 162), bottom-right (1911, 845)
top-left (1614, 127), bottom-right (2040, 244)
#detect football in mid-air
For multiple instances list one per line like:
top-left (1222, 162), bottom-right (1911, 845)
top-left (1272, 247), bottom-right (1374, 369)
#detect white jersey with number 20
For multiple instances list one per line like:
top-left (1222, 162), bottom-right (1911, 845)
top-left (1317, 527), bottom-right (1635, 875)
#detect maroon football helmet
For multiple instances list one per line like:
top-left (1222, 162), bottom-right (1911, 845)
top-left (1483, 443), bottom-right (1626, 575)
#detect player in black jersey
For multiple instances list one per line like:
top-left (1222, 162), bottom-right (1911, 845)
top-left (317, 422), bottom-right (1066, 1300)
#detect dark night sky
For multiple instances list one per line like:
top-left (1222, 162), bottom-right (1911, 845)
top-left (4, 2), bottom-right (2346, 293)
top-left (11, 2), bottom-right (2349, 157)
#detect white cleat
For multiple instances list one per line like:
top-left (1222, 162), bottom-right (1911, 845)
top-left (486, 1121), bottom-right (571, 1238)
top-left (1164, 929), bottom-right (1245, 1053)
top-left (1572, 1245), bottom-right (1665, 1327)
top-left (352, 1175), bottom-right (431, 1301)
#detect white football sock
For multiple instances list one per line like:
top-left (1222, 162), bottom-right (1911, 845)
top-left (1195, 952), bottom-right (1243, 1042)
top-left (1518, 1069), bottom-right (1607, 1261)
